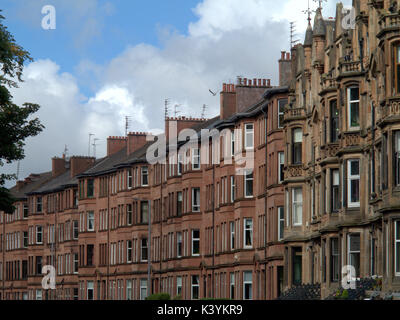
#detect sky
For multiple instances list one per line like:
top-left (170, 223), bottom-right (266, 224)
top-left (1, 0), bottom-right (352, 187)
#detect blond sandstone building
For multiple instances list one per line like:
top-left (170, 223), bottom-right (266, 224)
top-left (2, 0), bottom-right (400, 300)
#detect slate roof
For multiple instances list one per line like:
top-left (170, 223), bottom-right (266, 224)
top-left (9, 171), bottom-right (52, 200)
top-left (28, 170), bottom-right (76, 195)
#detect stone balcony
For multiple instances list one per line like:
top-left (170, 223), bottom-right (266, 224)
top-left (338, 61), bottom-right (362, 75)
top-left (284, 107), bottom-right (306, 122)
top-left (340, 132), bottom-right (361, 149)
top-left (380, 97), bottom-right (400, 122)
top-left (378, 13), bottom-right (400, 37)
top-left (286, 164), bottom-right (304, 179)
top-left (321, 77), bottom-right (338, 92)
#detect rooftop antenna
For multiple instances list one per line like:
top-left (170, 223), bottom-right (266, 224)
top-left (201, 104), bottom-right (207, 119)
top-left (174, 104), bottom-right (181, 117)
top-left (125, 116), bottom-right (132, 137)
top-left (313, 0), bottom-right (327, 9)
top-left (88, 133), bottom-right (94, 157)
top-left (164, 99), bottom-right (170, 120)
top-left (303, 0), bottom-right (316, 26)
top-left (64, 145), bottom-right (69, 160)
top-left (289, 22), bottom-right (299, 50)
top-left (92, 138), bottom-right (100, 158)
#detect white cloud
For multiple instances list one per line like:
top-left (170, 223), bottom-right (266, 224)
top-left (5, 0), bottom-right (352, 187)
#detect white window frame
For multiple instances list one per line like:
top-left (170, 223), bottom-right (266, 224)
top-left (243, 218), bottom-right (253, 249)
top-left (347, 87), bottom-right (360, 130)
top-left (347, 159), bottom-right (360, 208)
top-left (244, 123), bottom-right (254, 150)
top-left (141, 238), bottom-right (148, 262)
top-left (87, 281), bottom-right (94, 300)
top-left (177, 232), bottom-right (182, 258)
top-left (141, 166), bottom-right (149, 186)
top-left (243, 271), bottom-right (252, 300)
top-left (278, 207), bottom-right (284, 241)
top-left (191, 275), bottom-right (199, 300)
top-left (140, 278), bottom-right (147, 300)
top-left (230, 176), bottom-right (235, 203)
top-left (244, 170), bottom-right (253, 198)
top-left (192, 188), bottom-right (200, 212)
top-left (192, 148), bottom-right (200, 170)
top-left (176, 276), bottom-right (182, 296)
top-left (292, 188), bottom-right (303, 226)
top-left (191, 229), bottom-right (200, 256)
top-left (278, 99), bottom-right (285, 129)
top-left (87, 211), bottom-right (94, 232)
top-left (347, 233), bottom-right (361, 279)
top-left (178, 154), bottom-right (183, 176)
top-left (36, 225), bottom-right (43, 244)
top-left (231, 130), bottom-right (235, 156)
top-left (230, 221), bottom-right (235, 250)
top-left (127, 240), bottom-right (132, 263)
top-left (278, 152), bottom-right (285, 183)
top-left (128, 169), bottom-right (133, 189)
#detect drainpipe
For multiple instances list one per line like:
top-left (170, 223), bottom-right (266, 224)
top-left (106, 176), bottom-right (110, 300)
top-left (159, 167), bottom-right (163, 294)
top-left (261, 106), bottom-right (268, 300)
top-left (211, 160), bottom-right (215, 299)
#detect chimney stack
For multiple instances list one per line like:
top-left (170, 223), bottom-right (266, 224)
top-left (279, 51), bottom-right (292, 87)
top-left (127, 132), bottom-right (149, 155)
top-left (70, 156), bottom-right (96, 178)
top-left (52, 157), bottom-right (66, 177)
top-left (107, 136), bottom-right (127, 157)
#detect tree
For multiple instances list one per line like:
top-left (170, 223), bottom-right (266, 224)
top-left (0, 11), bottom-right (44, 214)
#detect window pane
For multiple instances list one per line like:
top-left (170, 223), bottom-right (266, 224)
top-left (350, 161), bottom-right (359, 176)
top-left (350, 87), bottom-right (359, 101)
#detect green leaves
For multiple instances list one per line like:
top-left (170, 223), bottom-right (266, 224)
top-left (0, 11), bottom-right (44, 213)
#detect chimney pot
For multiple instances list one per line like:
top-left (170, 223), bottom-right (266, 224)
top-left (267, 79), bottom-right (271, 86)
top-left (244, 78), bottom-right (247, 86)
top-left (286, 52), bottom-right (290, 60)
top-left (281, 51), bottom-right (286, 60)
top-left (263, 79), bottom-right (266, 86)
top-left (223, 83), bottom-right (227, 92)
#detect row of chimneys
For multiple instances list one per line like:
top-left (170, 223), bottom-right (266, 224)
top-left (280, 51), bottom-right (291, 61)
top-left (52, 154), bottom-right (95, 178)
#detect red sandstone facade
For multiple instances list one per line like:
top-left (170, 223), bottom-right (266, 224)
top-left (0, 53), bottom-right (289, 300)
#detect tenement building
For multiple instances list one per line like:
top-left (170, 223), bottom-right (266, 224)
top-left (283, 0), bottom-right (400, 298)
top-left (3, 0), bottom-right (400, 301)
top-left (0, 51), bottom-right (290, 300)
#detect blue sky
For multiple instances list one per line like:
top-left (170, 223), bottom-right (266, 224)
top-left (2, 0), bottom-right (200, 96)
top-left (1, 0), bottom-right (352, 185)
